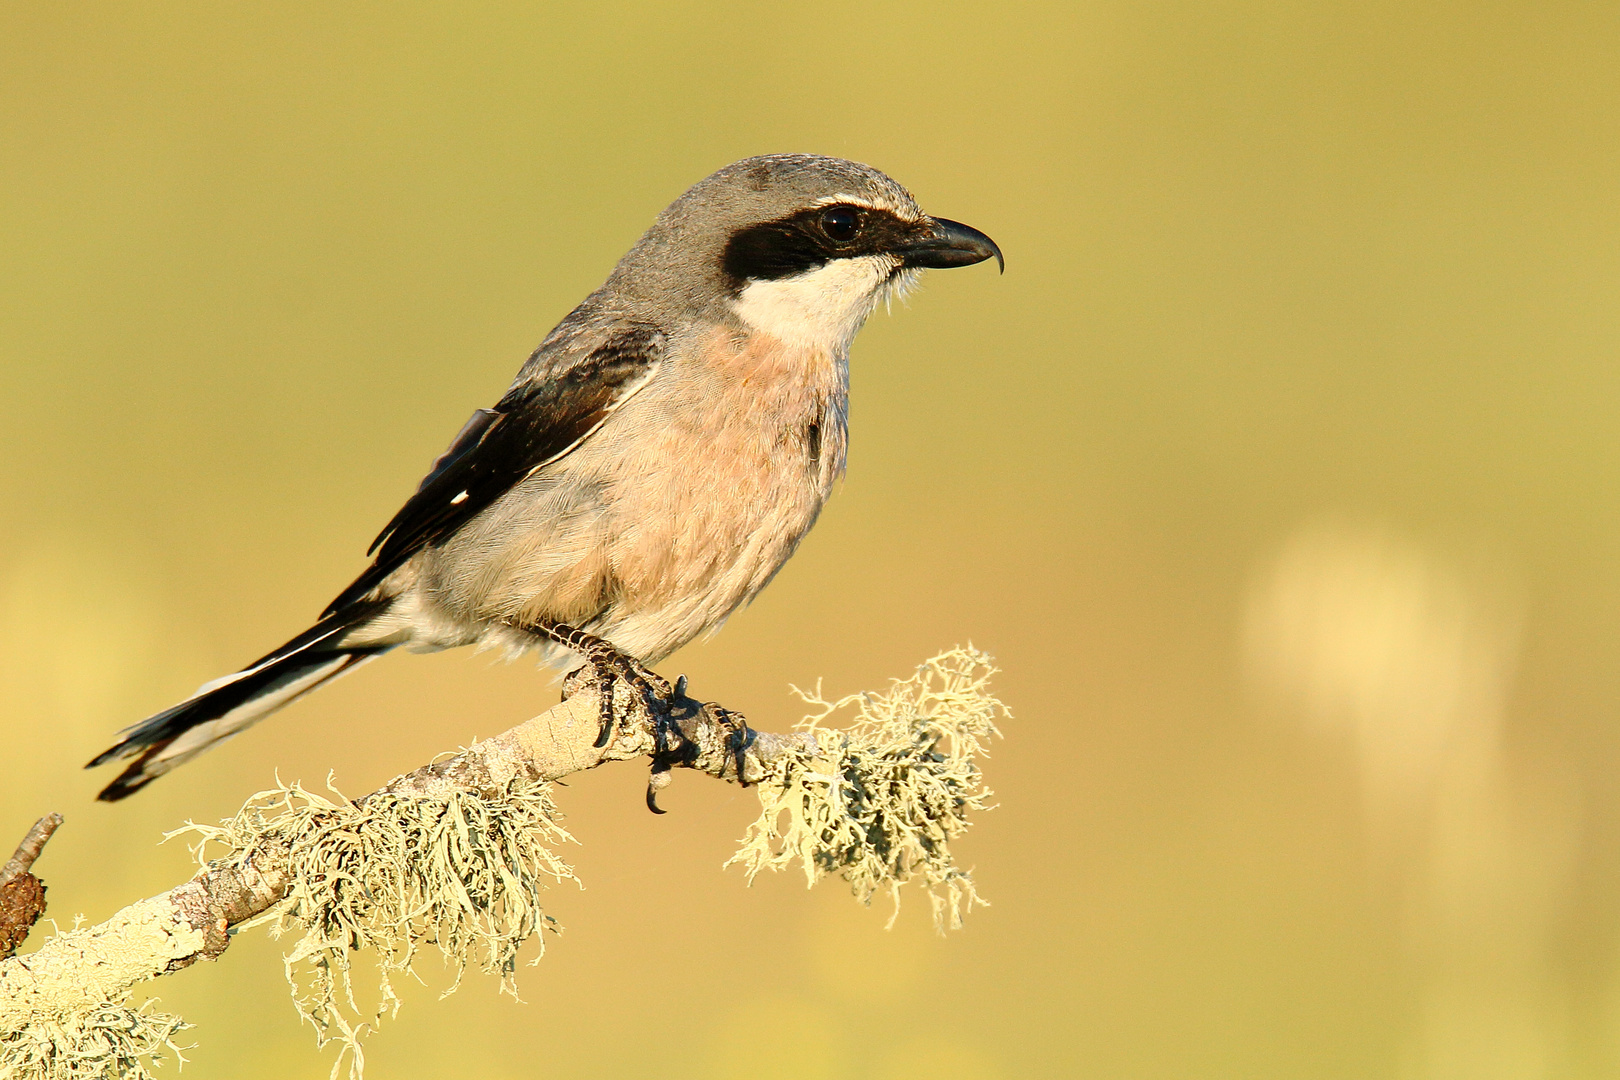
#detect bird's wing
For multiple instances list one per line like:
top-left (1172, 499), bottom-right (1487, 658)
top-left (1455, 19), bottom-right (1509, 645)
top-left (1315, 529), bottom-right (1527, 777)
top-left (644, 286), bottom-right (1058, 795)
top-left (322, 324), bottom-right (664, 616)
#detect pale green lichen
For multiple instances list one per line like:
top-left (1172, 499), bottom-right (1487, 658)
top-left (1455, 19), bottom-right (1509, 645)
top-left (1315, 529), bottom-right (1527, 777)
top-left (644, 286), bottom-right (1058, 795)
top-left (726, 646), bottom-right (1006, 930)
top-left (178, 775), bottom-right (577, 1079)
top-left (0, 998), bottom-right (189, 1080)
top-left (4, 651), bottom-right (1006, 1079)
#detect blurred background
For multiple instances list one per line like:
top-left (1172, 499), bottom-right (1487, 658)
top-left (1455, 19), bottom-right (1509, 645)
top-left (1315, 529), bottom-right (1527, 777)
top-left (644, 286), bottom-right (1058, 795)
top-left (4, 2), bottom-right (1620, 1077)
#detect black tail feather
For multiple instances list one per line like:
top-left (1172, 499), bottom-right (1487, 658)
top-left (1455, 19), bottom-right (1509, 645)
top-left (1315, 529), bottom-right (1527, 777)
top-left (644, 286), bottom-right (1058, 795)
top-left (88, 598), bottom-right (391, 800)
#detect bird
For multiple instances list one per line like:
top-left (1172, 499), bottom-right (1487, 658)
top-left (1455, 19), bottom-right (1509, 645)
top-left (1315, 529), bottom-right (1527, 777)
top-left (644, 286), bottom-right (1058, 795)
top-left (87, 154), bottom-right (1002, 801)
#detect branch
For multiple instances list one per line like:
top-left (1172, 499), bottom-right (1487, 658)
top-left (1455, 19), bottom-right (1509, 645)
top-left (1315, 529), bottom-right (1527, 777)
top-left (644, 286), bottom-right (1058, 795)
top-left (0, 648), bottom-right (1004, 1079)
top-left (1, 689), bottom-right (794, 1015)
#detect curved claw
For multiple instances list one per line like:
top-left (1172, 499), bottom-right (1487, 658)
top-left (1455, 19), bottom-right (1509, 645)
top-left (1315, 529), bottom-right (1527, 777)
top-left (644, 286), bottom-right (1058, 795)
top-left (646, 768), bottom-right (672, 814)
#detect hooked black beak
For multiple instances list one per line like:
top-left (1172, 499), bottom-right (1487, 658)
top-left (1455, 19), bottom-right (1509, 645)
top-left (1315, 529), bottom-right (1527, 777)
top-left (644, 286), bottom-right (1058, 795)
top-left (898, 217), bottom-right (1004, 273)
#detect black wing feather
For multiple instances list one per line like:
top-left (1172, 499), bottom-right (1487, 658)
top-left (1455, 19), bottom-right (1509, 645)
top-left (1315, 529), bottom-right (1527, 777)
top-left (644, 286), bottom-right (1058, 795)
top-left (323, 325), bottom-right (662, 617)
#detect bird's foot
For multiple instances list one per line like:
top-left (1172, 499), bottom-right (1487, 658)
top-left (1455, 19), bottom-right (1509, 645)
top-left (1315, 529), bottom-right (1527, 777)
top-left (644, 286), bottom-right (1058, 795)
top-left (644, 674), bottom-right (704, 813)
top-left (542, 622), bottom-right (677, 748)
top-left (706, 701), bottom-right (752, 787)
top-left (645, 695), bottom-right (753, 813)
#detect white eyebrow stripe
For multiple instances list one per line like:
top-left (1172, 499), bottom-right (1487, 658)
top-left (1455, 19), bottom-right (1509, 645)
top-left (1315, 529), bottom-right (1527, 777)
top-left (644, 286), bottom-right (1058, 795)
top-left (809, 193), bottom-right (923, 221)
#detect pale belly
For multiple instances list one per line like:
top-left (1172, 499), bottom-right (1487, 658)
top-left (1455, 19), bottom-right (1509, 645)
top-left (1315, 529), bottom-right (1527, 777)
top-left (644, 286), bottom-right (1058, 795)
top-left (397, 329), bottom-right (848, 664)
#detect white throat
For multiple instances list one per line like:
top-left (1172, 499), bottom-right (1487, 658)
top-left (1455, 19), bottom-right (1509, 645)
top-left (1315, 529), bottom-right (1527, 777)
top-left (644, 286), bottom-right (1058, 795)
top-left (731, 255), bottom-right (905, 354)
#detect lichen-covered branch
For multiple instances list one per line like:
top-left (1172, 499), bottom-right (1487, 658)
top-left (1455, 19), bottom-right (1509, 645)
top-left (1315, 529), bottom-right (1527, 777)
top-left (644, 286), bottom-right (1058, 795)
top-left (729, 651), bottom-right (1003, 929)
top-left (0, 648), bottom-right (1005, 1080)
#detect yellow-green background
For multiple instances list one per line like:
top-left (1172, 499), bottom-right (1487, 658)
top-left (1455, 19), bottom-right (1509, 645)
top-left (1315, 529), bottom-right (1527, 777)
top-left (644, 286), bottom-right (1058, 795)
top-left (5, 2), bottom-right (1620, 1077)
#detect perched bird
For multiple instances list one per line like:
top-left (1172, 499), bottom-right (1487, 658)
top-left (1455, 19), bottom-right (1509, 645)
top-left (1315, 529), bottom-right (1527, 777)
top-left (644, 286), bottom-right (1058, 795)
top-left (87, 154), bottom-right (1002, 801)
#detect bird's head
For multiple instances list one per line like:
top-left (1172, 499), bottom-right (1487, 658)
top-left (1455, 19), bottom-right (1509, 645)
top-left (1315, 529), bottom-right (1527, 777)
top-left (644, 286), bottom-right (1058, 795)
top-left (608, 154), bottom-right (1002, 354)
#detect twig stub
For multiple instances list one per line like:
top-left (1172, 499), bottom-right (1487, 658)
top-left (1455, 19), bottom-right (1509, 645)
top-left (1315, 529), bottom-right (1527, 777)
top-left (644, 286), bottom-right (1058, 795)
top-left (0, 813), bottom-right (63, 959)
top-left (0, 813), bottom-right (63, 889)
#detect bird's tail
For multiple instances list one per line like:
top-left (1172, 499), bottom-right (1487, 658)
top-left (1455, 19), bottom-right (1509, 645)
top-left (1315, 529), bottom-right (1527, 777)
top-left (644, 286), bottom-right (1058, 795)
top-left (87, 598), bottom-right (393, 801)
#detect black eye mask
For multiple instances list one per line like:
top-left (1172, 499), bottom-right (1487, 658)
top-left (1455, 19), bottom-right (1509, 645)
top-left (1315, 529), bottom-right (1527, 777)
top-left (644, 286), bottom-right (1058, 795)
top-left (722, 204), bottom-right (926, 286)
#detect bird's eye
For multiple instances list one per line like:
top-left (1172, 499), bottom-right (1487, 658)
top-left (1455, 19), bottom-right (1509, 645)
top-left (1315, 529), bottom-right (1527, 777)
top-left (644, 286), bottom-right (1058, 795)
top-left (819, 206), bottom-right (861, 243)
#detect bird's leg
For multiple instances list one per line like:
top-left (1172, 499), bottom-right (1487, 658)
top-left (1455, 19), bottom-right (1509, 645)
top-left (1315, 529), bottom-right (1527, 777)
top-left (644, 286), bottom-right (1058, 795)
top-left (526, 619), bottom-right (673, 747)
top-left (559, 662), bottom-right (620, 750)
top-left (522, 622), bottom-right (736, 812)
